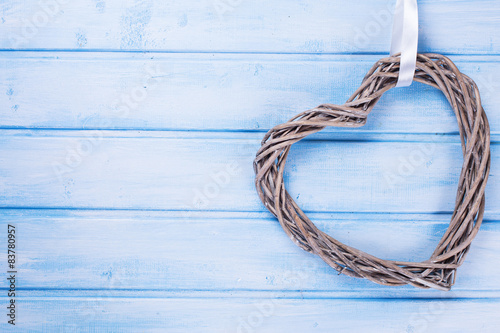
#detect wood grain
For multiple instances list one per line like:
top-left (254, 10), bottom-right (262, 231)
top-left (0, 0), bottom-right (499, 54)
top-left (1, 53), bottom-right (499, 136)
top-left (0, 210), bottom-right (499, 295)
top-left (0, 0), bottom-right (499, 330)
top-left (0, 131), bottom-right (497, 213)
top-left (1, 297), bottom-right (498, 332)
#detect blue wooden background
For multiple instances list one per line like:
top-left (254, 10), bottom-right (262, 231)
top-left (1, 0), bottom-right (499, 331)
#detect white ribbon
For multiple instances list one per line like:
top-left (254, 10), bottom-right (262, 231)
top-left (390, 0), bottom-right (419, 87)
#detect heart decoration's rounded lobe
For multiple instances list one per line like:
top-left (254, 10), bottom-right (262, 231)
top-left (253, 53), bottom-right (490, 291)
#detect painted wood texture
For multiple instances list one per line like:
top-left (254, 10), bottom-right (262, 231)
top-left (0, 0), bottom-right (499, 54)
top-left (1, 0), bottom-right (499, 332)
top-left (1, 210), bottom-right (499, 295)
top-left (0, 131), bottom-right (498, 213)
top-left (1, 53), bottom-right (500, 136)
top-left (2, 298), bottom-right (499, 332)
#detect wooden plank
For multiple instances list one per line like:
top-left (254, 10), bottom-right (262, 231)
top-left (0, 1), bottom-right (498, 330)
top-left (0, 1), bottom-right (499, 54)
top-left (0, 131), bottom-right (497, 212)
top-left (1, 210), bottom-right (498, 295)
top-left (1, 297), bottom-right (498, 332)
top-left (1, 53), bottom-right (499, 135)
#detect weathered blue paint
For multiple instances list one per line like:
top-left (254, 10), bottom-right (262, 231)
top-left (0, 0), bottom-right (499, 332)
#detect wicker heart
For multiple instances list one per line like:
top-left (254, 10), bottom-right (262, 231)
top-left (253, 53), bottom-right (490, 290)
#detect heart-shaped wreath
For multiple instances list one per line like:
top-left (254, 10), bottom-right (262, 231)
top-left (253, 53), bottom-right (490, 291)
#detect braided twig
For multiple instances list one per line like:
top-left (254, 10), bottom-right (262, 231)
top-left (253, 53), bottom-right (490, 290)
